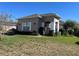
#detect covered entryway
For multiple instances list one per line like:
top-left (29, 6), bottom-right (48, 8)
top-left (44, 22), bottom-right (50, 35)
top-left (39, 21), bottom-right (53, 35)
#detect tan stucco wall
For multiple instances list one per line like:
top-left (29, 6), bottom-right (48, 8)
top-left (17, 16), bottom-right (60, 33)
top-left (53, 18), bottom-right (60, 33)
top-left (17, 18), bottom-right (39, 32)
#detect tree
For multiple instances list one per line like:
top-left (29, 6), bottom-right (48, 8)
top-left (0, 12), bottom-right (13, 40)
top-left (0, 12), bottom-right (11, 21)
top-left (63, 19), bottom-right (79, 35)
top-left (63, 20), bottom-right (77, 29)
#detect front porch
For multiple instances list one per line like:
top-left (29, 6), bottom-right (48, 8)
top-left (38, 21), bottom-right (59, 35)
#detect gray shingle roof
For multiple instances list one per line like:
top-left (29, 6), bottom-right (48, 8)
top-left (18, 13), bottom-right (61, 20)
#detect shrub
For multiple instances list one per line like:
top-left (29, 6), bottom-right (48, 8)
top-left (74, 29), bottom-right (79, 37)
top-left (5, 28), bottom-right (17, 35)
top-left (48, 30), bottom-right (54, 36)
top-left (59, 28), bottom-right (69, 36)
top-left (68, 29), bottom-right (74, 35)
top-left (32, 31), bottom-right (39, 35)
top-left (57, 32), bottom-right (61, 36)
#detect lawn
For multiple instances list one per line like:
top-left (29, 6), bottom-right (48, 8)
top-left (0, 35), bottom-right (79, 56)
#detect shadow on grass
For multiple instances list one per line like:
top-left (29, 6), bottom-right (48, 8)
top-left (75, 41), bottom-right (79, 45)
top-left (5, 31), bottom-right (38, 36)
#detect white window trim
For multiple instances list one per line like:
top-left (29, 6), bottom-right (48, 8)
top-left (21, 22), bottom-right (31, 31)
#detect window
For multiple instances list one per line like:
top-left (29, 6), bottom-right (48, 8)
top-left (49, 22), bottom-right (54, 30)
top-left (22, 22), bottom-right (31, 31)
top-left (41, 22), bottom-right (44, 27)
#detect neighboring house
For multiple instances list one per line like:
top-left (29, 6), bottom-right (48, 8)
top-left (0, 21), bottom-right (16, 31)
top-left (17, 13), bottom-right (60, 35)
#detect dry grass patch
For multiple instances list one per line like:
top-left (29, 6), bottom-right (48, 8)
top-left (0, 35), bottom-right (78, 55)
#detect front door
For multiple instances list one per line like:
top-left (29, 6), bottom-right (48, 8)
top-left (39, 27), bottom-right (44, 35)
top-left (55, 22), bottom-right (58, 32)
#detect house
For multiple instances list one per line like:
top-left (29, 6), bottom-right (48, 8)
top-left (0, 21), bottom-right (16, 31)
top-left (17, 13), bottom-right (60, 35)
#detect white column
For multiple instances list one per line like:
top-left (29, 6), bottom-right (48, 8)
top-left (53, 20), bottom-right (56, 33)
top-left (28, 22), bottom-right (31, 31)
top-left (57, 22), bottom-right (59, 32)
top-left (21, 23), bottom-right (24, 31)
top-left (53, 18), bottom-right (60, 33)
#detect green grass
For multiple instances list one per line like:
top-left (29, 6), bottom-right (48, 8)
top-left (3, 35), bottom-right (79, 46)
top-left (0, 35), bottom-right (79, 55)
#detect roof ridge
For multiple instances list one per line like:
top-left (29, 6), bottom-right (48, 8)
top-left (18, 13), bottom-right (61, 19)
